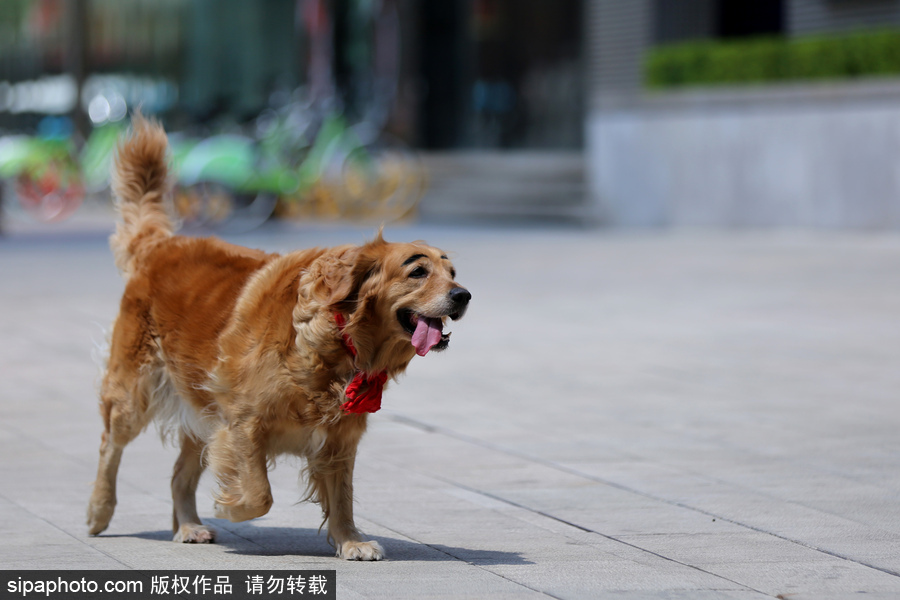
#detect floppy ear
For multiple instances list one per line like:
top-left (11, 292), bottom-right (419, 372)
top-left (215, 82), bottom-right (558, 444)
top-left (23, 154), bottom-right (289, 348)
top-left (309, 245), bottom-right (380, 310)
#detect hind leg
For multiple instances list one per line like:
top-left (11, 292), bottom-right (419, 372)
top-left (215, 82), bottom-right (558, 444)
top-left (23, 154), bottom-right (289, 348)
top-left (87, 308), bottom-right (159, 537)
top-left (87, 375), bottom-right (149, 536)
top-left (86, 428), bottom-right (124, 535)
top-left (171, 434), bottom-right (215, 543)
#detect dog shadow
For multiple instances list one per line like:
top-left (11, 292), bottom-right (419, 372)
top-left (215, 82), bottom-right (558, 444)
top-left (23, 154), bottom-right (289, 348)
top-left (114, 522), bottom-right (532, 565)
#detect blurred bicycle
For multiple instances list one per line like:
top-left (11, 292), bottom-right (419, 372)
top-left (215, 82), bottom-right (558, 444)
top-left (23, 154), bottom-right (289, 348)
top-left (270, 106), bottom-right (426, 222)
top-left (0, 117), bottom-right (122, 224)
top-left (168, 102), bottom-right (426, 230)
top-left (169, 131), bottom-right (292, 234)
top-left (280, 0), bottom-right (427, 222)
top-left (164, 0), bottom-right (425, 231)
top-left (0, 0), bottom-right (427, 231)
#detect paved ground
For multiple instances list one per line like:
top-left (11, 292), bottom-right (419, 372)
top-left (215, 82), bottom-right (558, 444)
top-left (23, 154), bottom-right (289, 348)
top-left (2, 211), bottom-right (900, 599)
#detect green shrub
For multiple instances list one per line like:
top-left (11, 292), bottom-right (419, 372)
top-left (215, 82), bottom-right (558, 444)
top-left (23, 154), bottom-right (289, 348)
top-left (645, 30), bottom-right (900, 89)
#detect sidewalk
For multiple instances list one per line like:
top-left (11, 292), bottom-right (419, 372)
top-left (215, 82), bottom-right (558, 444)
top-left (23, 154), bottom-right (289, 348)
top-left (1, 214), bottom-right (900, 599)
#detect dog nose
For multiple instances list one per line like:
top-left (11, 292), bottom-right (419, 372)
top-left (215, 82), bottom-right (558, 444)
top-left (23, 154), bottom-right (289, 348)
top-left (449, 287), bottom-right (471, 307)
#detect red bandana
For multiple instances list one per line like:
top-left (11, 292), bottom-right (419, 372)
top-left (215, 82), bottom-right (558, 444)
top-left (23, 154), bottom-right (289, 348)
top-left (334, 313), bottom-right (388, 414)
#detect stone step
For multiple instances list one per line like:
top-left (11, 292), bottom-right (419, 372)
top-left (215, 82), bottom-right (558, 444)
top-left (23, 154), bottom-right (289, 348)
top-left (418, 151), bottom-right (586, 220)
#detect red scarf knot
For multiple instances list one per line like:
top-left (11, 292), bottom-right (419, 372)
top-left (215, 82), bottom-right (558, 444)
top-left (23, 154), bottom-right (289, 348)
top-left (334, 312), bottom-right (387, 414)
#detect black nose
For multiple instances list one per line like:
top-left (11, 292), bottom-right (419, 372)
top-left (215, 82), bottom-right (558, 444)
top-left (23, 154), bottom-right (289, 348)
top-left (449, 287), bottom-right (471, 307)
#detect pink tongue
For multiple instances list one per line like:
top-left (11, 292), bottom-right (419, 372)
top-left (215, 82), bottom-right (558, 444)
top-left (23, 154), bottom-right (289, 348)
top-left (411, 316), bottom-right (443, 356)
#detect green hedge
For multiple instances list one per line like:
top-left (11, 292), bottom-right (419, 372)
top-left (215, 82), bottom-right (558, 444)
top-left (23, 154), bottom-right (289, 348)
top-left (644, 30), bottom-right (900, 89)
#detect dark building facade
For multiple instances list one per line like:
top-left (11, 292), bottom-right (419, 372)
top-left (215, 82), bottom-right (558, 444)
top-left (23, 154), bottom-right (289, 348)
top-left (415, 0), bottom-right (583, 149)
top-left (0, 0), bottom-right (584, 152)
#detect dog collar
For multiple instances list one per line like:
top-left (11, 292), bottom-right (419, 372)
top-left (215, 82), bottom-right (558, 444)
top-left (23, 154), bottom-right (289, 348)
top-left (334, 313), bottom-right (387, 414)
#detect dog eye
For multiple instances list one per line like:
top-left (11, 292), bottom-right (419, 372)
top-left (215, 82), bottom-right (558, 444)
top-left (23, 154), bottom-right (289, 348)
top-left (409, 266), bottom-right (428, 279)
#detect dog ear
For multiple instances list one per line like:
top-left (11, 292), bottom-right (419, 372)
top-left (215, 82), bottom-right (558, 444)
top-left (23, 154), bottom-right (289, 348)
top-left (310, 243), bottom-right (382, 309)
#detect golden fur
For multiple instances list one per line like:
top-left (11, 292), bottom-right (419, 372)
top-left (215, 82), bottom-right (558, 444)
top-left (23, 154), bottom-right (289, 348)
top-left (87, 115), bottom-right (470, 560)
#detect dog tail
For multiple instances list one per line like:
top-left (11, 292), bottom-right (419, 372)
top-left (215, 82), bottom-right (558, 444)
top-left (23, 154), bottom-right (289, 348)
top-left (109, 113), bottom-right (172, 277)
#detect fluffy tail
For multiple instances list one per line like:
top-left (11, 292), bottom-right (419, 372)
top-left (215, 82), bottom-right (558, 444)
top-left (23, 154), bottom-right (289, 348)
top-left (109, 114), bottom-right (172, 277)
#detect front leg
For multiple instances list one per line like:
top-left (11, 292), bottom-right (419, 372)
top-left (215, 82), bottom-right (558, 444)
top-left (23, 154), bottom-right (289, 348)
top-left (206, 421), bottom-right (274, 522)
top-left (308, 443), bottom-right (383, 561)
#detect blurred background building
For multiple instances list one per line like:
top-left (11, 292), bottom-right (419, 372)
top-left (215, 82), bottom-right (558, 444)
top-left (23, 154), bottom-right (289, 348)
top-left (2, 0), bottom-right (900, 227)
top-left (589, 0), bottom-right (900, 228)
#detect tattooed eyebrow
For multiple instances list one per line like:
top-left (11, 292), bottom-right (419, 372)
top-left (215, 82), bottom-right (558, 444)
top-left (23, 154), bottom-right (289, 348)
top-left (402, 254), bottom-right (427, 266)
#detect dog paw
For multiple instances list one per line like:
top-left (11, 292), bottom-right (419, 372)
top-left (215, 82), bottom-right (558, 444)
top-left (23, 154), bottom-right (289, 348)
top-left (337, 540), bottom-right (384, 561)
top-left (213, 500), bottom-right (270, 523)
top-left (173, 523), bottom-right (216, 543)
top-left (86, 500), bottom-right (115, 536)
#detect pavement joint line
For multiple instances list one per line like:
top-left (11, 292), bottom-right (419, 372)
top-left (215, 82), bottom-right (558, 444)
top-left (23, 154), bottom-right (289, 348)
top-left (647, 457), bottom-right (900, 540)
top-left (618, 403), bottom-right (900, 499)
top-left (0, 489), bottom-right (133, 570)
top-left (415, 474), bottom-right (773, 599)
top-left (357, 517), bottom-right (566, 600)
top-left (74, 410), bottom-right (891, 578)
top-left (0, 423), bottom-right (277, 557)
top-left (5, 400), bottom-right (897, 582)
top-left (1, 416), bottom-right (168, 502)
top-left (206, 520), bottom-right (271, 553)
top-left (367, 425), bottom-right (769, 596)
top-left (383, 411), bottom-right (900, 581)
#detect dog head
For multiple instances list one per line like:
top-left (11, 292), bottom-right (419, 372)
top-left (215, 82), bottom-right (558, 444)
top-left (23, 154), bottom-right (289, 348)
top-left (311, 232), bottom-right (470, 373)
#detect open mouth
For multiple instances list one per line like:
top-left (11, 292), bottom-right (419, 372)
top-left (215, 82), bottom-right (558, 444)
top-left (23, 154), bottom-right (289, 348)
top-left (397, 309), bottom-right (454, 356)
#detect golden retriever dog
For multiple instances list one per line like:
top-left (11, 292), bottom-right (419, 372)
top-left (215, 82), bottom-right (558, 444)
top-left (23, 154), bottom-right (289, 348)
top-left (86, 116), bottom-right (470, 560)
